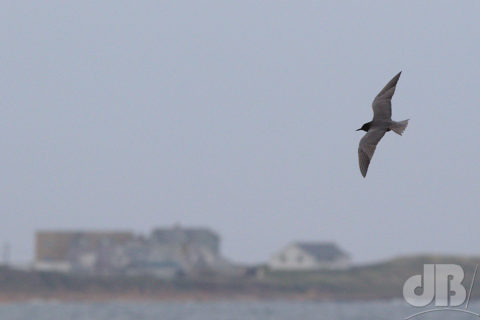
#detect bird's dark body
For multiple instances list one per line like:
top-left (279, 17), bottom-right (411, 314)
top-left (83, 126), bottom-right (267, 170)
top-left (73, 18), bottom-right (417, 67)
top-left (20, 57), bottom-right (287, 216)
top-left (358, 120), bottom-right (393, 132)
top-left (357, 122), bottom-right (372, 132)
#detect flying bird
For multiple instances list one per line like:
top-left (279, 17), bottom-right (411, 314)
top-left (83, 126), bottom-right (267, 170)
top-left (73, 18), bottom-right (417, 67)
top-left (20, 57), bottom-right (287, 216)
top-left (356, 72), bottom-right (409, 177)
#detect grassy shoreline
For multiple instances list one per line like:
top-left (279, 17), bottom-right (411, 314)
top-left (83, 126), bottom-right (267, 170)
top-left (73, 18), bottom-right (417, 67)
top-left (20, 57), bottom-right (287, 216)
top-left (0, 255), bottom-right (478, 302)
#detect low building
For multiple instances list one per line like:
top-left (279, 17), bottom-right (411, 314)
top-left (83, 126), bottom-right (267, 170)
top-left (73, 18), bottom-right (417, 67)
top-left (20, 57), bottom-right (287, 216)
top-left (268, 242), bottom-right (351, 271)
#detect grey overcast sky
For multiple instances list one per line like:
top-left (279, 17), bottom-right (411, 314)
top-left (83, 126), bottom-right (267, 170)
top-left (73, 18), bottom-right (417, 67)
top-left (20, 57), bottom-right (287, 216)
top-left (1, 1), bottom-right (479, 264)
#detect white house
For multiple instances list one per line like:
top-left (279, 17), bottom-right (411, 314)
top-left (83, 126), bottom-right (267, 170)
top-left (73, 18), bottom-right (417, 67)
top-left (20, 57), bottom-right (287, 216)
top-left (268, 242), bottom-right (351, 271)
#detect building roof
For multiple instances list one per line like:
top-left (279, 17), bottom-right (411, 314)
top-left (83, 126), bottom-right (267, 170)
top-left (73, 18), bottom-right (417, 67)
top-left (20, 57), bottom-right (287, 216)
top-left (151, 226), bottom-right (219, 243)
top-left (294, 242), bottom-right (348, 262)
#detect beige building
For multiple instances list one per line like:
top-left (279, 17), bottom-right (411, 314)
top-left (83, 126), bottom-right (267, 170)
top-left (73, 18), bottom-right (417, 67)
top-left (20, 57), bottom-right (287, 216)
top-left (34, 231), bottom-right (134, 273)
top-left (268, 242), bottom-right (351, 271)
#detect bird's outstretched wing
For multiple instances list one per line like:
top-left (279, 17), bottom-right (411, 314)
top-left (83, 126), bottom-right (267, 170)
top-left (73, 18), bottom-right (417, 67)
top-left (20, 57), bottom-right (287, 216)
top-left (358, 128), bottom-right (387, 177)
top-left (371, 71), bottom-right (401, 120)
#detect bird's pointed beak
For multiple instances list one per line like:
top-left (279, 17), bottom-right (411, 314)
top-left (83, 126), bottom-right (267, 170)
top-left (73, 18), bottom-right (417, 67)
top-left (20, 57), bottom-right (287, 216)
top-left (356, 128), bottom-right (362, 131)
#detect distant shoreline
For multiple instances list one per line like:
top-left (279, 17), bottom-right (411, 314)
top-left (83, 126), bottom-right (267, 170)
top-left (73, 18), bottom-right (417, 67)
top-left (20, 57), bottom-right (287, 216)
top-left (1, 255), bottom-right (479, 303)
top-left (0, 291), bottom-right (398, 304)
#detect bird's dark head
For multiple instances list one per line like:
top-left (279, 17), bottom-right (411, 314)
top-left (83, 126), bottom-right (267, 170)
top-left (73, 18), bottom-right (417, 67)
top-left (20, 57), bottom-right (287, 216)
top-left (356, 122), bottom-right (372, 132)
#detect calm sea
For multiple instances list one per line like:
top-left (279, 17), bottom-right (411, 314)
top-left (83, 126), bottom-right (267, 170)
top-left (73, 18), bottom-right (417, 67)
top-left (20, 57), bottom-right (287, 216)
top-left (0, 300), bottom-right (479, 320)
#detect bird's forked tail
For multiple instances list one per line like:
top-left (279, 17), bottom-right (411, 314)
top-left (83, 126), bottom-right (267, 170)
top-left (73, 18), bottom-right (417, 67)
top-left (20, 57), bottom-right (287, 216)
top-left (391, 119), bottom-right (409, 135)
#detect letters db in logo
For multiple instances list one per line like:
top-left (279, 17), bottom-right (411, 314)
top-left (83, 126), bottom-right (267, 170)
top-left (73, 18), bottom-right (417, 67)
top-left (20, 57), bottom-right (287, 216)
top-left (403, 264), bottom-right (467, 307)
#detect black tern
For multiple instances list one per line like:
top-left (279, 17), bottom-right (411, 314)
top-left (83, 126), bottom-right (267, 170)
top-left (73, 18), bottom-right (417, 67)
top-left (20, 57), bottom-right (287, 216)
top-left (356, 72), bottom-right (409, 177)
